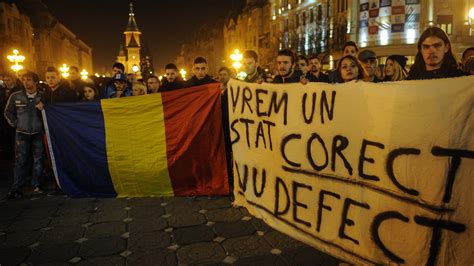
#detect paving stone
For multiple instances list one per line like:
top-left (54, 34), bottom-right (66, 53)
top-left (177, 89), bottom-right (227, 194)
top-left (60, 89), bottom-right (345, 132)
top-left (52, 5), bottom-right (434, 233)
top-left (57, 200), bottom-right (95, 215)
top-left (77, 255), bottom-right (125, 266)
top-left (78, 236), bottom-right (126, 258)
top-left (0, 247), bottom-right (30, 265)
top-left (0, 203), bottom-right (29, 221)
top-left (177, 242), bottom-right (226, 264)
top-left (0, 230), bottom-right (42, 248)
top-left (89, 210), bottom-right (128, 223)
top-left (250, 218), bottom-right (273, 232)
top-left (128, 230), bottom-right (171, 251)
top-left (197, 197), bottom-right (232, 210)
top-left (7, 217), bottom-right (50, 232)
top-left (167, 212), bottom-right (206, 228)
top-left (39, 226), bottom-right (85, 244)
top-left (0, 220), bottom-right (12, 231)
top-left (128, 217), bottom-right (167, 233)
top-left (28, 242), bottom-right (79, 264)
top-left (127, 248), bottom-right (176, 266)
top-left (263, 231), bottom-right (308, 251)
top-left (50, 214), bottom-right (89, 227)
top-left (85, 221), bottom-right (126, 239)
top-left (164, 200), bottom-right (200, 214)
top-left (205, 208), bottom-right (243, 223)
top-left (222, 235), bottom-right (272, 258)
top-left (129, 206), bottom-right (165, 218)
top-left (93, 198), bottom-right (128, 210)
top-left (69, 256), bottom-right (82, 263)
top-left (128, 197), bottom-right (163, 206)
top-left (234, 254), bottom-right (287, 266)
top-left (214, 220), bottom-right (256, 238)
top-left (238, 207), bottom-right (251, 216)
top-left (281, 246), bottom-right (341, 266)
top-left (35, 262), bottom-right (70, 266)
top-left (173, 225), bottom-right (215, 245)
top-left (20, 206), bottom-right (57, 219)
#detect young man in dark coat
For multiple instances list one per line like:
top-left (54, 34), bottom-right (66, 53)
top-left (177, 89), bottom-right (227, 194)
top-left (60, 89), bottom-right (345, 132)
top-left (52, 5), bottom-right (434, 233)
top-left (185, 57), bottom-right (217, 87)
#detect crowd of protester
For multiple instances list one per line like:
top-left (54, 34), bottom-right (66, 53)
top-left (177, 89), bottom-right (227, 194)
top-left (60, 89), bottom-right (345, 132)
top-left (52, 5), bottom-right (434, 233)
top-left (0, 26), bottom-right (473, 199)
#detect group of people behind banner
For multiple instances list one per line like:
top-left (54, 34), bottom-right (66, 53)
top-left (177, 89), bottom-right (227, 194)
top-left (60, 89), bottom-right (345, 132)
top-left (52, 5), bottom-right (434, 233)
top-left (0, 26), bottom-right (472, 199)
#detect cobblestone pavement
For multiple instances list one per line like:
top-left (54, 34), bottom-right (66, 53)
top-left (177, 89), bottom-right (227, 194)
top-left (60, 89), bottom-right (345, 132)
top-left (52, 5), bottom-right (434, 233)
top-left (0, 184), bottom-right (344, 265)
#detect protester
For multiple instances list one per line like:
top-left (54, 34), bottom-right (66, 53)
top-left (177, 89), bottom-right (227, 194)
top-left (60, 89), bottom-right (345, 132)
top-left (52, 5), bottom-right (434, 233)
top-left (104, 73), bottom-right (131, 98)
top-left (159, 63), bottom-right (185, 92)
top-left (383, 55), bottom-right (408, 81)
top-left (218, 67), bottom-right (231, 89)
top-left (461, 47), bottom-right (474, 74)
top-left (131, 82), bottom-right (147, 96)
top-left (0, 72), bottom-right (20, 160)
top-left (272, 49), bottom-right (303, 83)
top-left (101, 62), bottom-right (126, 98)
top-left (297, 55), bottom-right (309, 75)
top-left (358, 50), bottom-right (382, 82)
top-left (306, 55), bottom-right (329, 83)
top-left (42, 66), bottom-right (77, 104)
top-left (4, 71), bottom-right (45, 199)
top-left (82, 85), bottom-right (100, 101)
top-left (127, 73), bottom-right (138, 84)
top-left (342, 41), bottom-right (359, 57)
top-left (185, 57), bottom-right (217, 87)
top-left (407, 27), bottom-right (464, 80)
top-left (146, 75), bottom-right (160, 93)
top-left (333, 55), bottom-right (368, 83)
top-left (242, 50), bottom-right (267, 83)
top-left (69, 66), bottom-right (86, 100)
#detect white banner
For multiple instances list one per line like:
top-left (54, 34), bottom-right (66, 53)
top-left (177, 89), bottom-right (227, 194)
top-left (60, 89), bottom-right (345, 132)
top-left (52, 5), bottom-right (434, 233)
top-left (228, 77), bottom-right (474, 265)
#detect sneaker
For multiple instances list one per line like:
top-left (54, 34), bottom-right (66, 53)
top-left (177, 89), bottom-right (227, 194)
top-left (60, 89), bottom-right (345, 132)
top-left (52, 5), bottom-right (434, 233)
top-left (4, 191), bottom-right (23, 200)
top-left (33, 187), bottom-right (44, 194)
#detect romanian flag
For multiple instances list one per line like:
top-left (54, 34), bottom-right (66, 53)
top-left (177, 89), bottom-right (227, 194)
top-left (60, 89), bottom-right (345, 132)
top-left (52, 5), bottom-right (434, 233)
top-left (43, 84), bottom-right (229, 198)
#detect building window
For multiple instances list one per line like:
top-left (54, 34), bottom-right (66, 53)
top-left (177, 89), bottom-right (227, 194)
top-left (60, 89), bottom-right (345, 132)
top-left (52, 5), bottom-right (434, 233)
top-left (310, 9), bottom-right (314, 23)
top-left (302, 11), bottom-right (306, 26)
top-left (437, 15), bottom-right (453, 35)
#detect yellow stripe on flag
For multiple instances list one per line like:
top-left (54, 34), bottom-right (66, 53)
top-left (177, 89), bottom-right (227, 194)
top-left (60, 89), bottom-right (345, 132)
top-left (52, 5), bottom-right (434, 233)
top-left (101, 94), bottom-right (174, 197)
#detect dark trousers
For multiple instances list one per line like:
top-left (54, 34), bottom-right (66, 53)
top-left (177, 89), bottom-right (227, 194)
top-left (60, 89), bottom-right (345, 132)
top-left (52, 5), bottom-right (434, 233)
top-left (11, 132), bottom-right (44, 191)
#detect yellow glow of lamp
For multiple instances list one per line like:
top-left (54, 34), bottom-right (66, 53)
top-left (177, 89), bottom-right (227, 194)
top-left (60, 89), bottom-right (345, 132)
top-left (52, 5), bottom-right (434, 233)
top-left (180, 68), bottom-right (187, 80)
top-left (60, 64), bottom-right (70, 78)
top-left (7, 49), bottom-right (26, 73)
top-left (469, 7), bottom-right (474, 19)
top-left (131, 65), bottom-right (140, 73)
top-left (158, 75), bottom-right (163, 81)
top-left (230, 49), bottom-right (243, 71)
top-left (80, 69), bottom-right (89, 80)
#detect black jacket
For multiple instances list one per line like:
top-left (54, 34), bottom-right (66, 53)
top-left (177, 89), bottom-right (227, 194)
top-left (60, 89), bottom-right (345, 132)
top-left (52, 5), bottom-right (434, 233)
top-left (407, 65), bottom-right (466, 80)
top-left (185, 75), bottom-right (217, 88)
top-left (306, 72), bottom-right (330, 83)
top-left (42, 81), bottom-right (77, 105)
top-left (159, 77), bottom-right (185, 92)
top-left (272, 70), bottom-right (303, 83)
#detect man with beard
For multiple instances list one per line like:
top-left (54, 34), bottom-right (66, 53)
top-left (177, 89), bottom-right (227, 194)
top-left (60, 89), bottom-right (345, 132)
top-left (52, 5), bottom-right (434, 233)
top-left (159, 63), bottom-right (185, 92)
top-left (407, 27), bottom-right (465, 80)
top-left (306, 55), bottom-right (329, 83)
top-left (272, 49), bottom-right (303, 83)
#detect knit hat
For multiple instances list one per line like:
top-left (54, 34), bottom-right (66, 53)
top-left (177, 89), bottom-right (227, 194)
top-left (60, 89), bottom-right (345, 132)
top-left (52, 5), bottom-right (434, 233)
top-left (387, 55), bottom-right (408, 69)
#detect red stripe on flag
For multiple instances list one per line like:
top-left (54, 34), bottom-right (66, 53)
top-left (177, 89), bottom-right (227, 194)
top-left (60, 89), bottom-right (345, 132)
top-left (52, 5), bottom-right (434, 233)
top-left (161, 83), bottom-right (229, 196)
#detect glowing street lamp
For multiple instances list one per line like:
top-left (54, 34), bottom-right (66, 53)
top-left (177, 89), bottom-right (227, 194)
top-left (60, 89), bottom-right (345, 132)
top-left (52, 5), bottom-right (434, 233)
top-left (7, 49), bottom-right (25, 73)
top-left (60, 64), bottom-right (70, 78)
top-left (230, 49), bottom-right (243, 71)
top-left (131, 65), bottom-right (140, 73)
top-left (180, 68), bottom-right (187, 80)
top-left (80, 69), bottom-right (89, 80)
top-left (158, 75), bottom-right (163, 81)
top-left (469, 8), bottom-right (474, 36)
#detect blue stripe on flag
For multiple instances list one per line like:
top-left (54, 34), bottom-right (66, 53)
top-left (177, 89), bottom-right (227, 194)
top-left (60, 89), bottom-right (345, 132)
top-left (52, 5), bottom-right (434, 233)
top-left (44, 101), bottom-right (117, 197)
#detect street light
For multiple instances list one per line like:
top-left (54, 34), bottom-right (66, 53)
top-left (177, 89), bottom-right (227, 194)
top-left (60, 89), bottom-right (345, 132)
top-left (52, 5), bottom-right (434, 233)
top-left (230, 49), bottom-right (247, 80)
top-left (7, 49), bottom-right (25, 73)
top-left (469, 8), bottom-right (474, 36)
top-left (131, 65), bottom-right (139, 73)
top-left (80, 69), bottom-right (89, 80)
top-left (60, 64), bottom-right (70, 78)
top-left (230, 49), bottom-right (243, 70)
top-left (180, 68), bottom-right (187, 80)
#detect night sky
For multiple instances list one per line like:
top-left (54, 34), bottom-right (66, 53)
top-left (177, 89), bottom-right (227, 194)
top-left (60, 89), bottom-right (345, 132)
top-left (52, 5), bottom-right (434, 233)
top-left (42, 0), bottom-right (244, 73)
